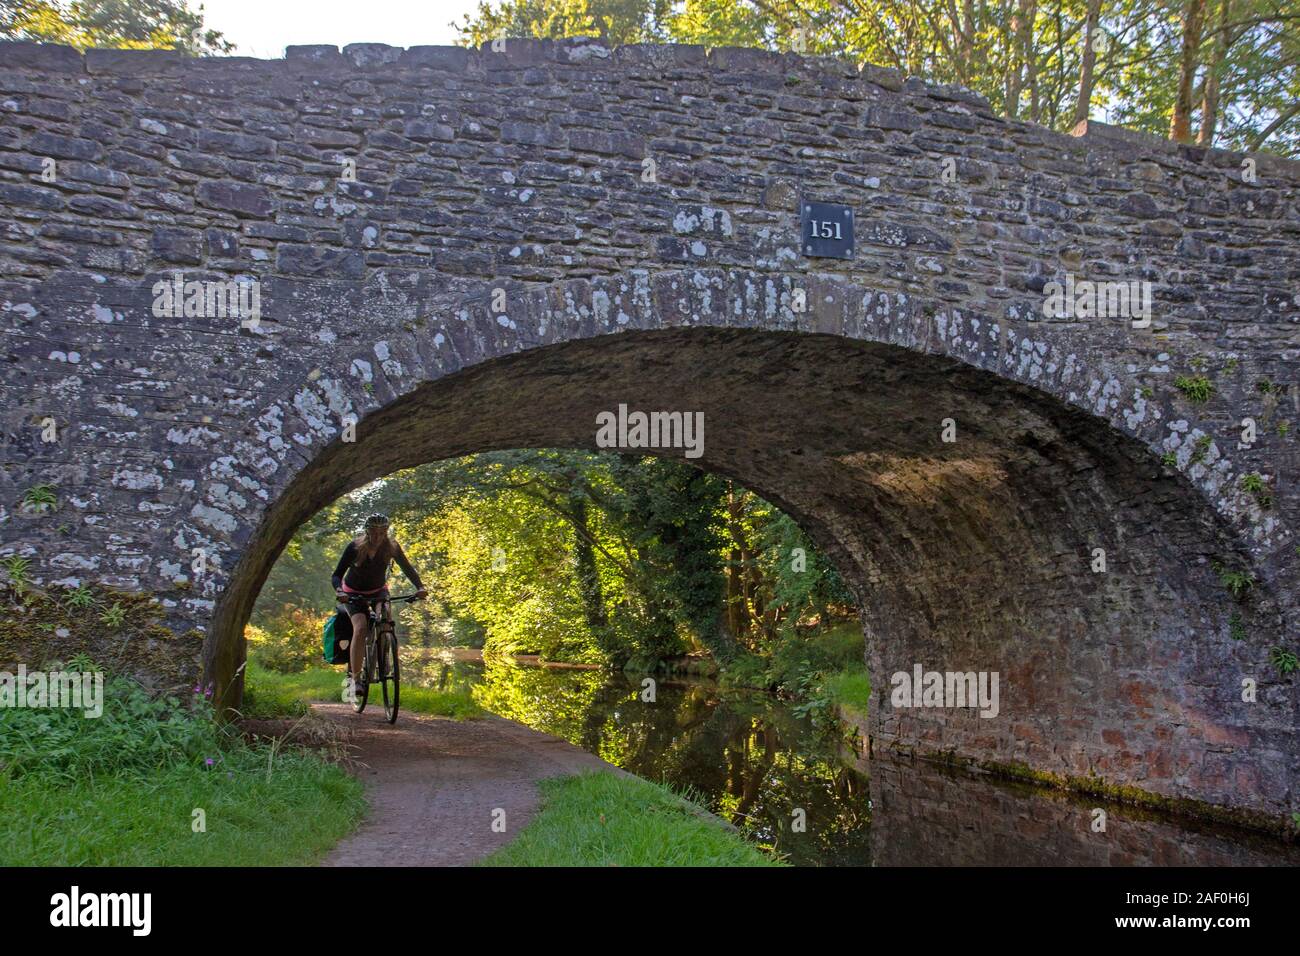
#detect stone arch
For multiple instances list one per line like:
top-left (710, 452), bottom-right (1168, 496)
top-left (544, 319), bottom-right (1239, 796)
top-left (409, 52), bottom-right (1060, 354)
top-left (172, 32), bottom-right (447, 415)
top-left (187, 267), bottom-right (1292, 820)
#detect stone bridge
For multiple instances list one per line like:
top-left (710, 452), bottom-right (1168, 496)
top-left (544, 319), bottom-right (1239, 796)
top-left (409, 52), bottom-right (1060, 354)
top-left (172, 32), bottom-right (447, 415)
top-left (0, 38), bottom-right (1296, 823)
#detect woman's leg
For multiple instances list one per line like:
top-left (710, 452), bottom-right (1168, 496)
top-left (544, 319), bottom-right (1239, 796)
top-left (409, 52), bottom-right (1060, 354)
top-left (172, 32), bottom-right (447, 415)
top-left (348, 610), bottom-right (369, 693)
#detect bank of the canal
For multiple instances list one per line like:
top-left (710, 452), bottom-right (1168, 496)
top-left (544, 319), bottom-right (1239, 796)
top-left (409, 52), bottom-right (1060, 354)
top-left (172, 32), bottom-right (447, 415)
top-left (419, 651), bottom-right (1300, 867)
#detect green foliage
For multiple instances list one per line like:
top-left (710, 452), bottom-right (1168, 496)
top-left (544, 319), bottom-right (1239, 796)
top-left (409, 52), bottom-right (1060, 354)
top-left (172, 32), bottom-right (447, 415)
top-left (480, 770), bottom-right (782, 866)
top-left (64, 584), bottom-right (94, 610)
top-left (98, 601), bottom-right (126, 628)
top-left (822, 668), bottom-right (871, 717)
top-left (1240, 472), bottom-right (1273, 508)
top-left (21, 484), bottom-right (57, 509)
top-left (252, 506), bottom-right (350, 625)
top-left (1190, 433), bottom-right (1213, 464)
top-left (1269, 646), bottom-right (1298, 676)
top-left (1, 756), bottom-right (363, 865)
top-left (1161, 450), bottom-right (1178, 467)
top-left (242, 656), bottom-right (484, 720)
top-left (1174, 374), bottom-right (1214, 402)
top-left (0, 0), bottom-right (232, 53)
top-left (453, 0), bottom-right (674, 46)
top-left (245, 607), bottom-right (321, 674)
top-left (1214, 563), bottom-right (1255, 601)
top-left (0, 658), bottom-right (363, 865)
top-left (454, 0), bottom-right (1300, 156)
top-left (1, 555), bottom-right (31, 592)
top-left (720, 623), bottom-right (867, 725)
top-left (259, 449), bottom-right (858, 693)
top-left (764, 624), bottom-right (863, 692)
top-left (1229, 612), bottom-right (1247, 641)
top-left (0, 659), bottom-right (219, 780)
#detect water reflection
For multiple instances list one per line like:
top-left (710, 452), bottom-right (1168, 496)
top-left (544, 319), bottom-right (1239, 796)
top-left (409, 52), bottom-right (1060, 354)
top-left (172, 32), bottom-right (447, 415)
top-left (405, 651), bottom-right (1299, 867)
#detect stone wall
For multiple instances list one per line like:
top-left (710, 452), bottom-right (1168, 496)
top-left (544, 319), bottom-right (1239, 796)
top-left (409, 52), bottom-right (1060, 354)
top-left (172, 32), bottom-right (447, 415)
top-left (0, 38), bottom-right (1296, 816)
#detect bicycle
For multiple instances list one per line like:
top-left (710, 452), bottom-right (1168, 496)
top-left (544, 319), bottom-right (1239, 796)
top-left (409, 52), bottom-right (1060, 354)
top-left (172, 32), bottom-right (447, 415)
top-left (344, 591), bottom-right (420, 724)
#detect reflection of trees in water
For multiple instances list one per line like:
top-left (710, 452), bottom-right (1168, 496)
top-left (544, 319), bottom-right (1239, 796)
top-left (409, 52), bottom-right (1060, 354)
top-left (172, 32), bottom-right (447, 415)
top-left (403, 649), bottom-right (474, 693)
top-left (655, 696), bottom-right (871, 865)
top-left (471, 659), bottom-right (611, 745)
top-left (466, 661), bottom-right (872, 865)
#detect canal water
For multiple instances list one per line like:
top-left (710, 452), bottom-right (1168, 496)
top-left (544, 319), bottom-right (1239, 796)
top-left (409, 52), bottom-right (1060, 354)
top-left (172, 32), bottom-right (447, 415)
top-left (406, 651), bottom-right (1300, 867)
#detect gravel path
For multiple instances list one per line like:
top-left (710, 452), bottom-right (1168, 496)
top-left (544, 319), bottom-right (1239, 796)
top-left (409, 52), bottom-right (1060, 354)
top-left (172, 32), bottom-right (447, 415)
top-left (315, 702), bottom-right (618, 866)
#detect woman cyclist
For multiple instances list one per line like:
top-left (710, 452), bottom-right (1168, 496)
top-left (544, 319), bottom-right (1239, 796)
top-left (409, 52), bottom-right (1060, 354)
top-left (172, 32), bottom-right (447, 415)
top-left (331, 513), bottom-right (426, 701)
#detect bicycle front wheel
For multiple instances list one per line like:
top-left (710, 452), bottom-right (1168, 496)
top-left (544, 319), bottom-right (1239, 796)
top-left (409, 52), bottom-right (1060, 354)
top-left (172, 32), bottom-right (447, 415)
top-left (379, 628), bottom-right (399, 724)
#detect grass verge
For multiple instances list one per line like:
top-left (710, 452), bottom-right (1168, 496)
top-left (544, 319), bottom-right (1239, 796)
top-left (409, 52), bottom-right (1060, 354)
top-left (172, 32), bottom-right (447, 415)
top-left (242, 656), bottom-right (484, 720)
top-left (480, 771), bottom-right (783, 867)
top-left (823, 666), bottom-right (870, 720)
top-left (0, 658), bottom-right (365, 865)
top-left (0, 755), bottom-right (363, 866)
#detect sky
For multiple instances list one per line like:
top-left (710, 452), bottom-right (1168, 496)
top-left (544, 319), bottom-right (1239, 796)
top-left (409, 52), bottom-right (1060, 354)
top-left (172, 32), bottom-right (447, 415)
top-left (197, 0), bottom-right (481, 59)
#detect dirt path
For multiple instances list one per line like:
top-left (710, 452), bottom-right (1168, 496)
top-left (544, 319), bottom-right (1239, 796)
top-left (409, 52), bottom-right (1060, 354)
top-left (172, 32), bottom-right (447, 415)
top-left (313, 702), bottom-right (619, 866)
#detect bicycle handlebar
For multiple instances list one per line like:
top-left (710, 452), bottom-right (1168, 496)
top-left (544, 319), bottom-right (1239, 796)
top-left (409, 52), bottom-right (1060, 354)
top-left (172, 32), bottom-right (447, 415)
top-left (335, 591), bottom-right (424, 604)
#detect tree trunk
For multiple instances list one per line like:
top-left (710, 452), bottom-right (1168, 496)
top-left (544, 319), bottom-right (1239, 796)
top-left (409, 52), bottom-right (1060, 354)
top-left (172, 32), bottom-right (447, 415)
top-left (1197, 0), bottom-right (1229, 146)
top-left (1074, 0), bottom-right (1103, 126)
top-left (1026, 0), bottom-right (1040, 122)
top-left (569, 497), bottom-right (615, 659)
top-left (1007, 0), bottom-right (1035, 119)
top-left (1170, 0), bottom-right (1206, 142)
top-left (725, 546), bottom-right (749, 641)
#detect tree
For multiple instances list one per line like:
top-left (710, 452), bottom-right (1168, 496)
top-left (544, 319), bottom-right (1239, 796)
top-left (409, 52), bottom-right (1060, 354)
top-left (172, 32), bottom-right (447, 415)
top-left (452, 0), bottom-right (672, 46)
top-left (452, 0), bottom-right (1299, 154)
top-left (1075, 0), bottom-right (1104, 124)
top-left (1170, 0), bottom-right (1207, 140)
top-left (0, 0), bottom-right (231, 53)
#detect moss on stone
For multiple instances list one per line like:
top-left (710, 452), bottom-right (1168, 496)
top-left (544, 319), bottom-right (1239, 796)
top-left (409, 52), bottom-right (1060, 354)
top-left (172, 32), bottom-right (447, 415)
top-left (0, 583), bottom-right (202, 695)
top-left (930, 746), bottom-right (1292, 838)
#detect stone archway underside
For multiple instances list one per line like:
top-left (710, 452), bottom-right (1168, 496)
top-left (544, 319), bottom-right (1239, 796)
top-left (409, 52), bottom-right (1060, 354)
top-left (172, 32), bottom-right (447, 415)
top-left (211, 328), bottom-right (1291, 819)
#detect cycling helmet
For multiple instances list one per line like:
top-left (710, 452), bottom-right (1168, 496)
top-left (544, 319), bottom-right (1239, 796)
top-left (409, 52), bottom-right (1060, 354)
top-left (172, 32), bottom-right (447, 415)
top-left (365, 513), bottom-right (390, 529)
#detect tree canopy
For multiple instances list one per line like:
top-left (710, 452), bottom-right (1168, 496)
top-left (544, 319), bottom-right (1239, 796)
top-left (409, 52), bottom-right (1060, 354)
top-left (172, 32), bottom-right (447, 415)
top-left (453, 0), bottom-right (1300, 155)
top-left (257, 450), bottom-right (855, 672)
top-left (1, 0), bottom-right (231, 53)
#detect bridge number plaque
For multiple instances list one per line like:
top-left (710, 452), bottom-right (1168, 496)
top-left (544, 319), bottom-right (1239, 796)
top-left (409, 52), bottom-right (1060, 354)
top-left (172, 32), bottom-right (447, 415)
top-left (801, 201), bottom-right (854, 259)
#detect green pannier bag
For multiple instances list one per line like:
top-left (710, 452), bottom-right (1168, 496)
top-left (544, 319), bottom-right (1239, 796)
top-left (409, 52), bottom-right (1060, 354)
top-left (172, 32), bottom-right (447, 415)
top-left (322, 610), bottom-right (354, 665)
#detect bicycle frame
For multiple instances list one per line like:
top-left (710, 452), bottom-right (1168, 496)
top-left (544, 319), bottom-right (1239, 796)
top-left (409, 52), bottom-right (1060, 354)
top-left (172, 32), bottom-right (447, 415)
top-left (349, 592), bottom-right (418, 723)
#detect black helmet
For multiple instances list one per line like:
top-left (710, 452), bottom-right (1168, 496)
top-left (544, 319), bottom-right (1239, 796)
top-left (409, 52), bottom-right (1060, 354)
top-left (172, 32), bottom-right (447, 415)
top-left (365, 513), bottom-right (390, 529)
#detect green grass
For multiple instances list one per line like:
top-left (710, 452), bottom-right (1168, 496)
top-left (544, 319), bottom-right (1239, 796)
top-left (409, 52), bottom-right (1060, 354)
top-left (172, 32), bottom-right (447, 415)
top-left (823, 666), bottom-right (871, 719)
top-left (0, 754), bottom-right (364, 866)
top-left (480, 771), bottom-right (783, 867)
top-left (242, 656), bottom-right (484, 720)
top-left (0, 660), bottom-right (365, 865)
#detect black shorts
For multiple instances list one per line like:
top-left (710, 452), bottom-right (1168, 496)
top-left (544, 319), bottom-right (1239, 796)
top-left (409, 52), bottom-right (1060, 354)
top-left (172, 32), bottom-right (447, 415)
top-left (339, 588), bottom-right (388, 616)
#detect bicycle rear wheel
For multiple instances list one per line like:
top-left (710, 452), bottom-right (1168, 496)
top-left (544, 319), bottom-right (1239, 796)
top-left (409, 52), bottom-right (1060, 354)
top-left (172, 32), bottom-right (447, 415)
top-left (379, 626), bottom-right (399, 724)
